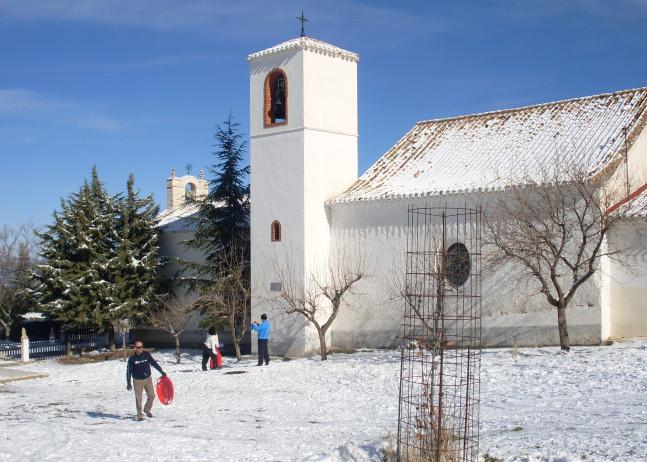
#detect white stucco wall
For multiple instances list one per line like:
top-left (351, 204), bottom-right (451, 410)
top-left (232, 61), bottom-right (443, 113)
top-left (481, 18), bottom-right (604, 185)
top-left (623, 121), bottom-right (647, 194)
top-left (328, 193), bottom-right (601, 349)
top-left (603, 118), bottom-right (647, 208)
top-left (602, 219), bottom-right (647, 338)
top-left (302, 51), bottom-right (357, 136)
top-left (142, 228), bottom-right (208, 346)
top-left (600, 118), bottom-right (647, 339)
top-left (250, 130), bottom-right (308, 356)
top-left (249, 42), bottom-right (358, 356)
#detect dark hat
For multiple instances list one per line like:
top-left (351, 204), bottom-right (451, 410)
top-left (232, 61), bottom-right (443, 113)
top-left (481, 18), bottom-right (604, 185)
top-left (261, 313), bottom-right (267, 320)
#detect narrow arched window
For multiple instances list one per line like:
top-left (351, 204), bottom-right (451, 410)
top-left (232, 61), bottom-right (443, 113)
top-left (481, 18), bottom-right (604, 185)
top-left (264, 69), bottom-right (288, 127)
top-left (185, 182), bottom-right (196, 200)
top-left (271, 220), bottom-right (282, 242)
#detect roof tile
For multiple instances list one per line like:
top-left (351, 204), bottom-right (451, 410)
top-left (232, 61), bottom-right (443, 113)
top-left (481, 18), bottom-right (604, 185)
top-left (331, 87), bottom-right (647, 203)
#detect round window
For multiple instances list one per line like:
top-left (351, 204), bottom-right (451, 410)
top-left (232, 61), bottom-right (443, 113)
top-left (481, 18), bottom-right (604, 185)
top-left (444, 243), bottom-right (471, 287)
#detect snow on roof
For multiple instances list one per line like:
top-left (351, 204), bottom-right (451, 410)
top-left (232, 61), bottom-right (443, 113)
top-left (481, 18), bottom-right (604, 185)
top-left (331, 87), bottom-right (647, 204)
top-left (20, 312), bottom-right (47, 321)
top-left (247, 36), bottom-right (359, 63)
top-left (156, 203), bottom-right (200, 232)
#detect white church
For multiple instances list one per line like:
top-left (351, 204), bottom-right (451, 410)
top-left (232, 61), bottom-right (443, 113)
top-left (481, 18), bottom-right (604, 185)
top-left (157, 36), bottom-right (647, 357)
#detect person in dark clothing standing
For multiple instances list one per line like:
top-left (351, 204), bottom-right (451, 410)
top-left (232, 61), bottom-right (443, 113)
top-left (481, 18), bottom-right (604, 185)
top-left (250, 313), bottom-right (270, 366)
top-left (126, 339), bottom-right (166, 421)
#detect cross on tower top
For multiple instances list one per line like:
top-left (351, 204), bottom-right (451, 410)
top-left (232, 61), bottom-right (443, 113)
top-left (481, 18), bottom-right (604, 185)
top-left (297, 11), bottom-right (308, 37)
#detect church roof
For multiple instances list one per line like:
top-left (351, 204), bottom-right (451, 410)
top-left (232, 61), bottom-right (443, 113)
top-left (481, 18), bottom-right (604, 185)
top-left (330, 87), bottom-right (647, 204)
top-left (156, 203), bottom-right (200, 233)
top-left (247, 37), bottom-right (359, 63)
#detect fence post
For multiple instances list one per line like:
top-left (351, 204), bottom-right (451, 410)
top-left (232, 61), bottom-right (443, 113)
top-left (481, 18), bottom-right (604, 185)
top-left (21, 327), bottom-right (29, 363)
top-left (63, 327), bottom-right (71, 356)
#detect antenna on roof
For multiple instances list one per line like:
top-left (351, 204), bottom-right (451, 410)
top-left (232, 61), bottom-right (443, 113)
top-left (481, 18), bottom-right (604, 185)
top-left (623, 126), bottom-right (630, 198)
top-left (297, 11), bottom-right (308, 37)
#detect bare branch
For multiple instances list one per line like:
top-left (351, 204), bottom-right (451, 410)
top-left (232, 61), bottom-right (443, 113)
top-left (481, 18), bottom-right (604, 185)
top-left (269, 246), bottom-right (367, 360)
top-left (189, 242), bottom-right (250, 361)
top-left (484, 157), bottom-right (647, 351)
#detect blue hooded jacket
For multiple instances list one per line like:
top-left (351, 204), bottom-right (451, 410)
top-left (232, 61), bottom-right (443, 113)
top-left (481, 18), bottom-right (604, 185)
top-left (250, 319), bottom-right (270, 340)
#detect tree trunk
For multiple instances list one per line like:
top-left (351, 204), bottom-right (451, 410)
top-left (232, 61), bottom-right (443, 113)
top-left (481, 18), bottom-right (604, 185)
top-left (318, 329), bottom-right (328, 361)
top-left (0, 319), bottom-right (9, 340)
top-left (557, 304), bottom-right (570, 352)
top-left (121, 329), bottom-right (127, 362)
top-left (234, 339), bottom-right (241, 361)
top-left (107, 322), bottom-right (116, 351)
top-left (230, 324), bottom-right (242, 361)
top-left (175, 335), bottom-right (181, 364)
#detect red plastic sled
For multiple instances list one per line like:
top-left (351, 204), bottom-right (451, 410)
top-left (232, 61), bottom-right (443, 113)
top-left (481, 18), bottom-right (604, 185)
top-left (209, 349), bottom-right (223, 369)
top-left (156, 375), bottom-right (174, 405)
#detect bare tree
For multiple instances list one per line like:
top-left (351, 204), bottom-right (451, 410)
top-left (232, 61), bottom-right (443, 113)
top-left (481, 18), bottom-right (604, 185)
top-left (192, 244), bottom-right (250, 361)
top-left (271, 249), bottom-right (365, 360)
top-left (149, 295), bottom-right (192, 364)
top-left (0, 223), bottom-right (39, 338)
top-left (484, 159), bottom-right (645, 351)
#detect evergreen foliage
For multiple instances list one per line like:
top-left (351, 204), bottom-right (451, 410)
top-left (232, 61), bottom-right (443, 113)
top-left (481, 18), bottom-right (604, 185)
top-left (35, 167), bottom-right (115, 326)
top-left (11, 245), bottom-right (39, 323)
top-left (0, 232), bottom-right (38, 338)
top-left (184, 114), bottom-right (250, 288)
top-left (180, 114), bottom-right (250, 353)
top-left (34, 167), bottom-right (160, 346)
top-left (108, 174), bottom-right (160, 325)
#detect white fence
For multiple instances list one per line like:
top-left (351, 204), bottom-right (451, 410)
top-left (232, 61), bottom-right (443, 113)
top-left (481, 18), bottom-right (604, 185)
top-left (0, 332), bottom-right (131, 361)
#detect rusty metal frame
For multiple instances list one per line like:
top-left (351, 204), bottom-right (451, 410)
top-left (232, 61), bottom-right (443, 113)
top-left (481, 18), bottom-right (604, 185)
top-left (397, 205), bottom-right (482, 462)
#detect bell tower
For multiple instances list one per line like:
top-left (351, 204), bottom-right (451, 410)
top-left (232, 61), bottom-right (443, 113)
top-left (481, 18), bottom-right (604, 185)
top-left (248, 37), bottom-right (359, 356)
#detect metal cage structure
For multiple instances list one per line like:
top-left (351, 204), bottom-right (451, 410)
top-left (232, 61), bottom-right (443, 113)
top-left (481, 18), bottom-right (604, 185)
top-left (397, 205), bottom-right (482, 462)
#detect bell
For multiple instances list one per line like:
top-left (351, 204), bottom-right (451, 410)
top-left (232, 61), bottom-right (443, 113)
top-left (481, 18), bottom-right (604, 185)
top-left (273, 94), bottom-right (285, 119)
top-left (272, 76), bottom-right (286, 120)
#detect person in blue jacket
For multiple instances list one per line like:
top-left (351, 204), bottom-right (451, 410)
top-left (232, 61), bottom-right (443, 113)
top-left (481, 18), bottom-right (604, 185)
top-left (126, 339), bottom-right (166, 421)
top-left (250, 313), bottom-right (270, 366)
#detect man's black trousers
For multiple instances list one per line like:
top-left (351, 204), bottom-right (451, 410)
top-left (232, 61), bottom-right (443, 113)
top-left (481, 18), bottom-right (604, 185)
top-left (257, 339), bottom-right (270, 366)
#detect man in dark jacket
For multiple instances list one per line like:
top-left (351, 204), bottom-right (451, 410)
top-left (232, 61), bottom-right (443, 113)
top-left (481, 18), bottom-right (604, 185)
top-left (126, 339), bottom-right (166, 421)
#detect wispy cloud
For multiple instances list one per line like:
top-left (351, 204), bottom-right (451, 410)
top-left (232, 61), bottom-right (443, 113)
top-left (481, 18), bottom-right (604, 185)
top-left (0, 88), bottom-right (123, 132)
top-left (472, 0), bottom-right (647, 21)
top-left (0, 0), bottom-right (281, 33)
top-left (0, 0), bottom-right (448, 42)
top-left (73, 52), bottom-right (213, 72)
top-left (576, 0), bottom-right (647, 19)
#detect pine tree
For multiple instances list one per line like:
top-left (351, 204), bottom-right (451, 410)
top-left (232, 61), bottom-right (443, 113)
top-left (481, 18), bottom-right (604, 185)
top-left (181, 114), bottom-right (251, 359)
top-left (0, 240), bottom-right (38, 338)
top-left (35, 168), bottom-right (162, 350)
top-left (12, 244), bottom-right (38, 320)
top-left (35, 167), bottom-right (116, 330)
top-left (185, 114), bottom-right (250, 282)
top-left (107, 174), bottom-right (160, 349)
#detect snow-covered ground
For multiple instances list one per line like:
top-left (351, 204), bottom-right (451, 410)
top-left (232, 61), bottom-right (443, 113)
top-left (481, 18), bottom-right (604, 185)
top-left (1, 341), bottom-right (646, 461)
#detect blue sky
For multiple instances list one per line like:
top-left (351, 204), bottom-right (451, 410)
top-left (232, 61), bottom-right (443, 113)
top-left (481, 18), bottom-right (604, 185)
top-left (1, 0), bottom-right (646, 229)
